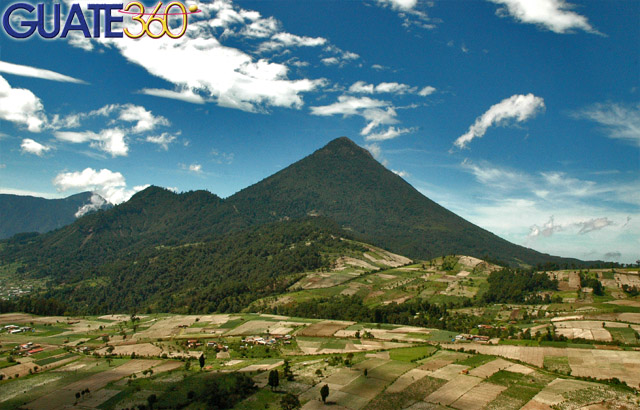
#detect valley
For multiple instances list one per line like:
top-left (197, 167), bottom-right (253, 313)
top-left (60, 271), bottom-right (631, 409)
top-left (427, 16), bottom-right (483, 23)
top-left (1, 254), bottom-right (639, 409)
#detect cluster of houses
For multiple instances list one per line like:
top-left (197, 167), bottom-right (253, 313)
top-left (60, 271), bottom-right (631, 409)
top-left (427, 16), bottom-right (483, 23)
top-left (454, 334), bottom-right (491, 343)
top-left (241, 334), bottom-right (292, 347)
top-left (2, 325), bottom-right (34, 334)
top-left (13, 341), bottom-right (44, 356)
top-left (186, 339), bottom-right (230, 351)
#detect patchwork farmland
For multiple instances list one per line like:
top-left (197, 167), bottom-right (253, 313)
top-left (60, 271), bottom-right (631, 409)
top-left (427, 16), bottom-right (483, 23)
top-left (0, 309), bottom-right (638, 409)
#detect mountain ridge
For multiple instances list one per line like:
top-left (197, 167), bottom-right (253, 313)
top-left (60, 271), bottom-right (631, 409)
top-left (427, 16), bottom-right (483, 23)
top-left (0, 191), bottom-right (111, 239)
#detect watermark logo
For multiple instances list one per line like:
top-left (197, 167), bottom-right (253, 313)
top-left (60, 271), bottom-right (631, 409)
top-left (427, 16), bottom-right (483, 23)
top-left (2, 2), bottom-right (201, 40)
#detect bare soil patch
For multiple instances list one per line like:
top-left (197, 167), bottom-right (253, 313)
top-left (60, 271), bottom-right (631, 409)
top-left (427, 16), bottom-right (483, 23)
top-left (298, 321), bottom-right (352, 337)
top-left (450, 382), bottom-right (507, 410)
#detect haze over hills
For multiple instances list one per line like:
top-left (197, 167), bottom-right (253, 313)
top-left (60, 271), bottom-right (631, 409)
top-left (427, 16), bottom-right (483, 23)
top-left (0, 192), bottom-right (110, 239)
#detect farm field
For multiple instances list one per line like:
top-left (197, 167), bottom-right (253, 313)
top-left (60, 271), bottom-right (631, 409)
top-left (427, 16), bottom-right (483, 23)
top-left (0, 310), bottom-right (638, 409)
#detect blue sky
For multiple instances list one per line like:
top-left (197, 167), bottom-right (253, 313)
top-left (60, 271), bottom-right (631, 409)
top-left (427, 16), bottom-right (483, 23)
top-left (0, 0), bottom-right (638, 263)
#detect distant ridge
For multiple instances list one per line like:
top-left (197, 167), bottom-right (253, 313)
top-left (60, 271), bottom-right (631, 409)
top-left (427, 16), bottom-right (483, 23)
top-left (0, 192), bottom-right (110, 239)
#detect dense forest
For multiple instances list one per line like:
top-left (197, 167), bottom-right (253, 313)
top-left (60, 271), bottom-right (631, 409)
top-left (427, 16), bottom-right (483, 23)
top-left (482, 268), bottom-right (559, 304)
top-left (273, 295), bottom-right (482, 332)
top-left (1, 218), bottom-right (365, 315)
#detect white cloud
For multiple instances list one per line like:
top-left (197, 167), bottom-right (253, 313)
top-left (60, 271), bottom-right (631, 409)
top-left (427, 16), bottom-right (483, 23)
top-left (53, 167), bottom-right (148, 204)
top-left (146, 133), bottom-right (178, 151)
top-left (20, 138), bottom-right (51, 156)
top-left (392, 169), bottom-right (409, 177)
top-left (321, 57), bottom-right (340, 66)
top-left (454, 93), bottom-right (545, 149)
top-left (310, 95), bottom-right (400, 136)
top-left (365, 143), bottom-right (382, 159)
top-left (51, 103), bottom-right (175, 156)
top-left (310, 95), bottom-right (388, 117)
top-left (374, 0), bottom-right (436, 30)
top-left (349, 81), bottom-right (410, 95)
top-left (574, 102), bottom-right (640, 146)
top-left (365, 126), bottom-right (413, 141)
top-left (376, 0), bottom-right (418, 11)
top-left (189, 164), bottom-right (203, 174)
top-left (489, 0), bottom-right (599, 34)
top-left (75, 193), bottom-right (107, 217)
top-left (55, 129), bottom-right (128, 157)
top-left (0, 75), bottom-right (46, 132)
top-left (118, 105), bottom-right (169, 134)
top-left (139, 88), bottom-right (206, 104)
top-left (528, 216), bottom-right (615, 238)
top-left (62, 0), bottom-right (327, 113)
top-left (0, 61), bottom-right (87, 84)
top-left (259, 32), bottom-right (327, 52)
top-left (576, 217), bottom-right (615, 234)
top-left (418, 86), bottom-right (436, 96)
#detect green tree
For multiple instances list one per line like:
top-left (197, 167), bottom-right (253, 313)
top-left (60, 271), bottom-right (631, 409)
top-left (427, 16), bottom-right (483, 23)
top-left (147, 394), bottom-right (157, 410)
top-left (280, 393), bottom-right (301, 410)
top-left (283, 359), bottom-right (294, 381)
top-left (268, 369), bottom-right (279, 391)
top-left (199, 354), bottom-right (205, 370)
top-left (320, 384), bottom-right (329, 403)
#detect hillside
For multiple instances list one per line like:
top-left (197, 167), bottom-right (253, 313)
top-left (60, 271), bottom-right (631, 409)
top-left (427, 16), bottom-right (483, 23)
top-left (226, 137), bottom-right (582, 267)
top-left (1, 138), bottom-right (585, 278)
top-left (0, 137), bottom-right (594, 314)
top-left (2, 217), bottom-right (386, 314)
top-left (0, 192), bottom-right (110, 239)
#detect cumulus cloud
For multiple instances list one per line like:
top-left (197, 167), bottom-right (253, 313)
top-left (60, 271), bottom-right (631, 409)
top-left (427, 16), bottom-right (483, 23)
top-left (259, 32), bottom-right (327, 52)
top-left (0, 61), bottom-right (87, 84)
top-left (88, 104), bottom-right (169, 134)
top-left (392, 169), bottom-right (409, 177)
top-left (53, 168), bottom-right (148, 205)
top-left (118, 105), bottom-right (169, 133)
top-left (62, 0), bottom-right (328, 112)
top-left (349, 81), bottom-right (436, 97)
top-left (321, 57), bottom-right (340, 66)
top-left (374, 0), bottom-right (436, 30)
top-left (365, 143), bottom-right (382, 159)
top-left (75, 193), bottom-right (108, 217)
top-left (454, 93), bottom-right (545, 149)
top-left (52, 103), bottom-right (174, 156)
top-left (310, 96), bottom-right (400, 137)
top-left (418, 86), bottom-right (436, 96)
top-left (574, 102), bottom-right (640, 146)
top-left (528, 216), bottom-right (563, 238)
top-left (55, 129), bottom-right (128, 157)
top-left (528, 216), bottom-right (615, 238)
top-left (146, 133), bottom-right (178, 151)
top-left (575, 217), bottom-right (615, 234)
top-left (189, 164), bottom-right (203, 174)
top-left (376, 0), bottom-right (418, 11)
top-left (21, 138), bottom-right (51, 156)
top-left (489, 0), bottom-right (599, 34)
top-left (365, 126), bottom-right (414, 141)
top-left (0, 75), bottom-right (46, 132)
